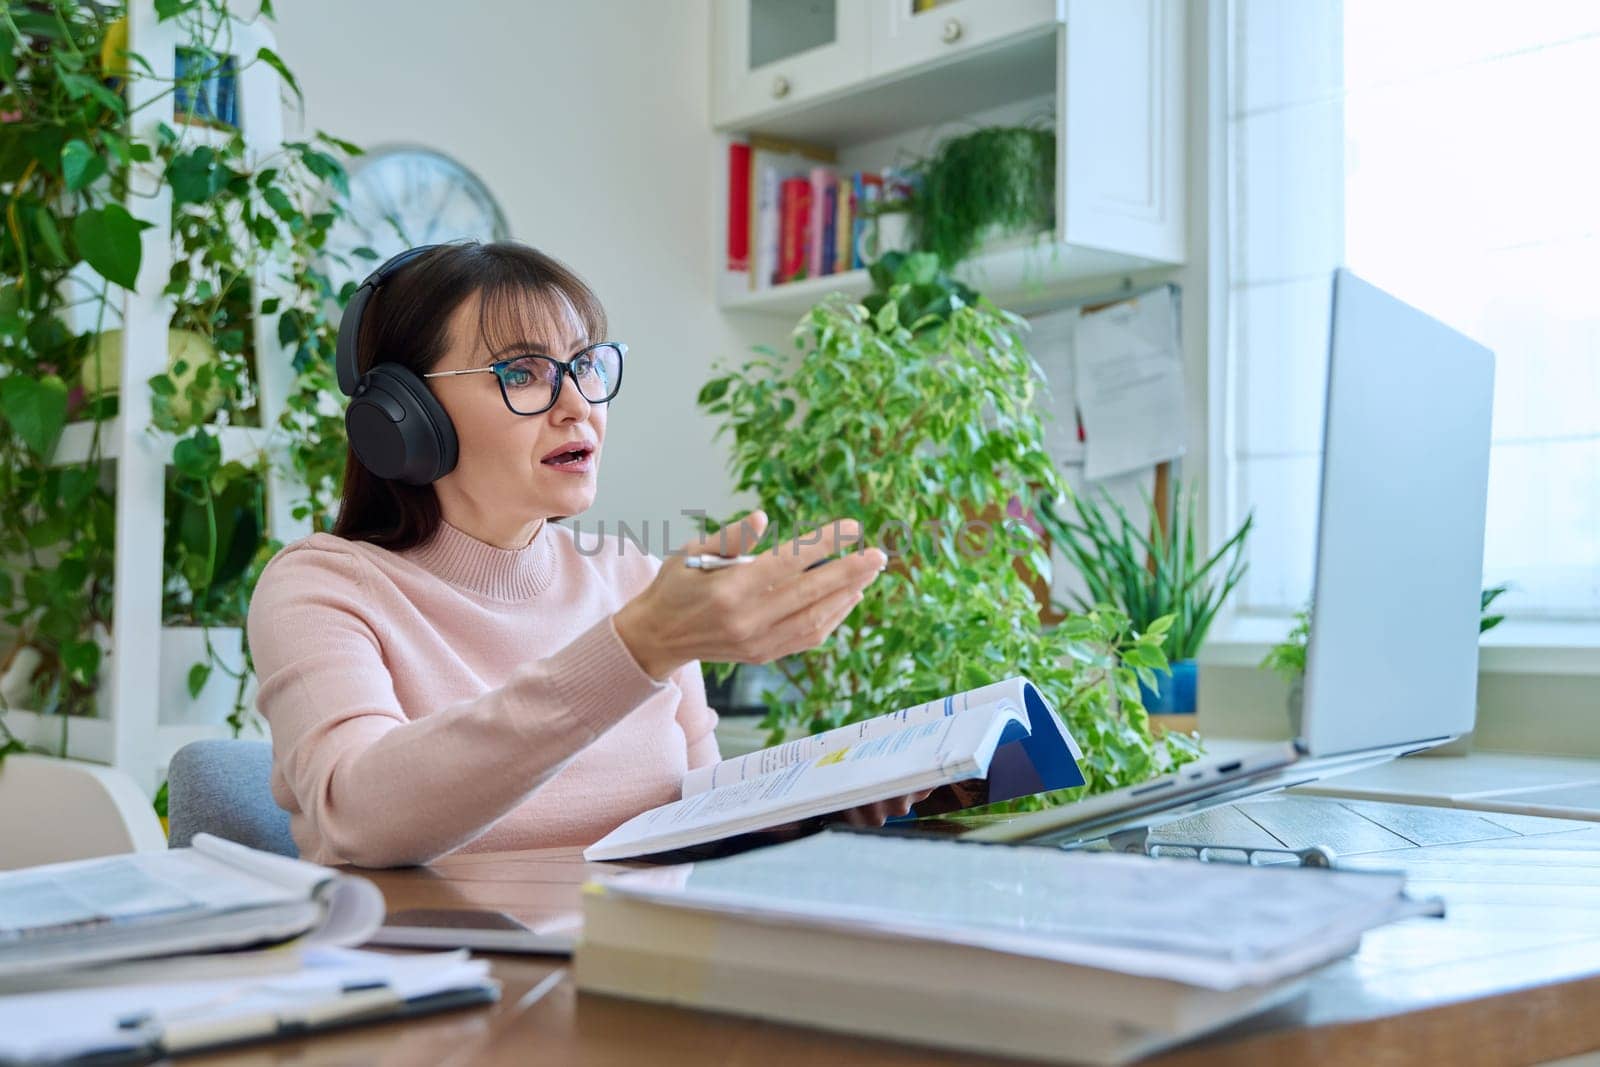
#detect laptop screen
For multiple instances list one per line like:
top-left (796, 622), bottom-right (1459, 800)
top-left (1300, 270), bottom-right (1495, 757)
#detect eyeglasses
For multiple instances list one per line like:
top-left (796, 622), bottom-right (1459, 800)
top-left (421, 341), bottom-right (626, 416)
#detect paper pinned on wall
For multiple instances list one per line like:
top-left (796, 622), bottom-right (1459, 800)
top-left (1026, 307), bottom-right (1085, 466)
top-left (1074, 286), bottom-right (1187, 482)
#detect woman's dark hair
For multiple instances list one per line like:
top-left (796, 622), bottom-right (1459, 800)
top-left (329, 240), bottom-right (608, 551)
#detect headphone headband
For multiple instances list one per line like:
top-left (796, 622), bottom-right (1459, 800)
top-left (334, 243), bottom-right (442, 396)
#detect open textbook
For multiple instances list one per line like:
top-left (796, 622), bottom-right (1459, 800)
top-left (585, 676), bottom-right (1085, 862)
top-left (0, 833), bottom-right (384, 979)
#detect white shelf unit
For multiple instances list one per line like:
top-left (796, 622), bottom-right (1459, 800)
top-left (712, 0), bottom-right (1187, 316)
top-left (4, 4), bottom-right (309, 795)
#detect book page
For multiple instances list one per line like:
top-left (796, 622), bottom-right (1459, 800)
top-left (684, 677), bottom-right (1032, 798)
top-left (589, 704), bottom-right (1028, 862)
top-left (0, 849), bottom-right (298, 944)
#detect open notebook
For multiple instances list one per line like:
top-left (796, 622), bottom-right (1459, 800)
top-left (585, 676), bottom-right (1085, 861)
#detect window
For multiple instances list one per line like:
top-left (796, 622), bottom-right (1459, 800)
top-left (1222, 0), bottom-right (1600, 625)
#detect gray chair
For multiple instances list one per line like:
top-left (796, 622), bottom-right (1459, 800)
top-left (166, 739), bottom-right (298, 858)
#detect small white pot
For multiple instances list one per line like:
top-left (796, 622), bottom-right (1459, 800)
top-left (873, 213), bottom-right (912, 257)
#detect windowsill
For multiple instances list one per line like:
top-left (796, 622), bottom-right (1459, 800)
top-left (1200, 614), bottom-right (1600, 677)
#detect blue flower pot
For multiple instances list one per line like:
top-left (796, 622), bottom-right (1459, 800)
top-left (1139, 658), bottom-right (1198, 715)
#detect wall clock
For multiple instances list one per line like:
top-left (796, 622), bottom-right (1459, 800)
top-left (322, 144), bottom-right (510, 291)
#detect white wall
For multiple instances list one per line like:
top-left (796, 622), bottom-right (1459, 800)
top-left (270, 0), bottom-right (784, 546)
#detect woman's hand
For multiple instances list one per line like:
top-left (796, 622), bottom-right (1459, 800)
top-left (613, 510), bottom-right (887, 681)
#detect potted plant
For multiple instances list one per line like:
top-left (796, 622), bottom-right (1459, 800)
top-left (902, 123), bottom-right (1055, 269)
top-left (697, 251), bottom-right (1199, 802)
top-left (0, 1), bottom-right (358, 759)
top-left (1038, 481), bottom-right (1253, 722)
top-left (1264, 584), bottom-right (1511, 746)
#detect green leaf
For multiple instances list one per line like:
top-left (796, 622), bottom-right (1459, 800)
top-left (73, 204), bottom-right (152, 290)
top-left (61, 139), bottom-right (106, 192)
top-left (255, 46), bottom-right (302, 105)
top-left (33, 209), bottom-right (70, 267)
top-left (187, 661), bottom-right (212, 699)
top-left (63, 640), bottom-right (101, 684)
top-left (172, 430), bottom-right (222, 480)
top-left (0, 375), bottom-right (69, 458)
top-left (167, 148), bottom-right (225, 204)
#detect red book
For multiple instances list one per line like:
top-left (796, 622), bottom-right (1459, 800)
top-left (778, 177), bottom-right (812, 284)
top-left (727, 142), bottom-right (751, 273)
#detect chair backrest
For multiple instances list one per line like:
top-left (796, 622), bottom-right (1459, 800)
top-left (0, 754), bottom-right (167, 870)
top-left (167, 739), bottom-right (297, 857)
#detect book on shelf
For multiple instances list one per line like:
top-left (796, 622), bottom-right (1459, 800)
top-left (777, 176), bottom-right (812, 284)
top-left (575, 829), bottom-right (1444, 1065)
top-left (807, 165), bottom-right (836, 280)
top-left (726, 141), bottom-right (751, 273)
top-left (834, 173), bottom-right (853, 275)
top-left (583, 676), bottom-right (1086, 862)
top-left (0, 833), bottom-right (385, 980)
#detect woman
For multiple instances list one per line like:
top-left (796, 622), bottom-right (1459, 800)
top-left (247, 241), bottom-right (904, 868)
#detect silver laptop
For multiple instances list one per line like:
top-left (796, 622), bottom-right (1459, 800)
top-left (967, 268), bottom-right (1496, 849)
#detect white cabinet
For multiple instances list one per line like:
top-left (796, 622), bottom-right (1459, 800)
top-left (868, 0), bottom-right (1062, 79)
top-left (712, 0), bottom-right (1188, 313)
top-left (712, 0), bottom-right (869, 129)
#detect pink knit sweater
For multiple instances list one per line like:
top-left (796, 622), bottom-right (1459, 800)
top-left (244, 519), bottom-right (720, 867)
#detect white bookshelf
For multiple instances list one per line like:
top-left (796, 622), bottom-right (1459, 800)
top-left (4, 4), bottom-right (309, 795)
top-left (712, 0), bottom-right (1188, 316)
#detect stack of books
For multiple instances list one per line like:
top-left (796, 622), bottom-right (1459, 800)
top-left (575, 829), bottom-right (1443, 1065)
top-left (727, 138), bottom-right (915, 291)
top-left (0, 834), bottom-right (498, 1064)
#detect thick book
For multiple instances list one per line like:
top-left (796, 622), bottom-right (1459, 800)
top-left (584, 677), bottom-right (1085, 862)
top-left (575, 830), bottom-right (1443, 1065)
top-left (0, 834), bottom-right (385, 979)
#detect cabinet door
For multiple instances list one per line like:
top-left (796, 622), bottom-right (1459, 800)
top-left (712, 0), bottom-right (870, 129)
top-left (868, 0), bottom-right (1062, 79)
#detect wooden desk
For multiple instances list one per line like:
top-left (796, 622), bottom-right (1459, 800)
top-left (185, 799), bottom-right (1600, 1066)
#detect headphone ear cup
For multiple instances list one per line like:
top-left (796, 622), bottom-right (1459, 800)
top-left (344, 364), bottom-right (460, 485)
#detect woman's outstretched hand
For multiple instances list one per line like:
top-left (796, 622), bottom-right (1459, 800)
top-left (613, 510), bottom-right (886, 681)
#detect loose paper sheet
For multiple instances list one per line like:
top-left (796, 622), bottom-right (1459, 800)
top-left (1026, 306), bottom-right (1085, 466)
top-left (1074, 287), bottom-right (1188, 481)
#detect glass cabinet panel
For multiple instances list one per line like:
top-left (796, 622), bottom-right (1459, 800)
top-left (748, 0), bottom-right (837, 69)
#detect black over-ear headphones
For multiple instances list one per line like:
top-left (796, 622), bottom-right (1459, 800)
top-left (335, 244), bottom-right (461, 485)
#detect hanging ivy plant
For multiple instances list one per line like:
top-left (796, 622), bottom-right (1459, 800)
top-left (0, 0), bottom-right (361, 746)
top-left (905, 123), bottom-right (1056, 270)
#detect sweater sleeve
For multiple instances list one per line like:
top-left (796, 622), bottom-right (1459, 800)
top-left (246, 542), bottom-right (668, 868)
top-left (609, 540), bottom-right (721, 771)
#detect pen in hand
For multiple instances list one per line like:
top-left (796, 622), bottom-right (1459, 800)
top-left (684, 553), bottom-right (838, 572)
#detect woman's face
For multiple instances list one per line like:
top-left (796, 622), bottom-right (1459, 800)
top-left (426, 288), bottom-right (606, 533)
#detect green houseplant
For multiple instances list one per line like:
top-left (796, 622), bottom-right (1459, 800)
top-left (697, 252), bottom-right (1199, 802)
top-left (1038, 481), bottom-right (1252, 717)
top-left (0, 0), bottom-right (360, 749)
top-left (903, 123), bottom-right (1055, 270)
